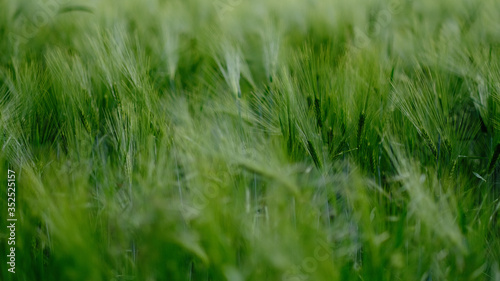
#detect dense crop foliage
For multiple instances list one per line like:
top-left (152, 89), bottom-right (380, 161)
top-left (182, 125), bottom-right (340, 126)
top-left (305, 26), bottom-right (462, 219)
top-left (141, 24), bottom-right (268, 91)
top-left (1, 0), bottom-right (499, 280)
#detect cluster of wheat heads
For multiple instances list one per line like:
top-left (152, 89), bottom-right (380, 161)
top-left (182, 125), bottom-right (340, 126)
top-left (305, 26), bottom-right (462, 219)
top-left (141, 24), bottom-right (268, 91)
top-left (0, 0), bottom-right (499, 280)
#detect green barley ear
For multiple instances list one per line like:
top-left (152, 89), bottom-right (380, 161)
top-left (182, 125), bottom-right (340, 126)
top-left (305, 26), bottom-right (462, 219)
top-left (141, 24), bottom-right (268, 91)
top-left (125, 149), bottom-right (133, 190)
top-left (261, 25), bottom-right (281, 83)
top-left (449, 158), bottom-right (458, 180)
top-left (306, 140), bottom-right (322, 169)
top-left (443, 137), bottom-right (452, 154)
top-left (327, 126), bottom-right (333, 147)
top-left (306, 96), bottom-right (312, 109)
top-left (371, 145), bottom-right (378, 175)
top-left (215, 42), bottom-right (242, 98)
top-left (421, 127), bottom-right (437, 159)
top-left (331, 122), bottom-right (347, 158)
top-left (314, 97), bottom-right (322, 128)
top-left (357, 112), bottom-right (365, 148)
top-left (488, 143), bottom-right (500, 174)
top-left (78, 107), bottom-right (91, 135)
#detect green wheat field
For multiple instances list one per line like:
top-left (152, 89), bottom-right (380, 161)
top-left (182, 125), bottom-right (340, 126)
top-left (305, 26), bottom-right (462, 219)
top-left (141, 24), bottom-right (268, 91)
top-left (1, 0), bottom-right (500, 280)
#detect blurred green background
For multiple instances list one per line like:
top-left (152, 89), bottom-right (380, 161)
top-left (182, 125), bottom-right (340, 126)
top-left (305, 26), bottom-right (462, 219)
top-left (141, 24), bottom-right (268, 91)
top-left (0, 0), bottom-right (499, 280)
